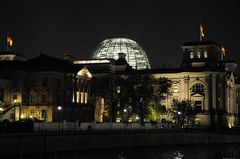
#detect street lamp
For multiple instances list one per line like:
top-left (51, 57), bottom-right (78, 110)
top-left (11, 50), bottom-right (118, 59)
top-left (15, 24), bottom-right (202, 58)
top-left (57, 106), bottom-right (62, 131)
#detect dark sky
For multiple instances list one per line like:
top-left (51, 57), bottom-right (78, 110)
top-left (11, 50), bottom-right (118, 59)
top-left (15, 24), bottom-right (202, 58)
top-left (0, 0), bottom-right (239, 68)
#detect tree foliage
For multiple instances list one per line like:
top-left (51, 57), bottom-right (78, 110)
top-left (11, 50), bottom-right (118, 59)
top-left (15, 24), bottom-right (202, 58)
top-left (93, 73), bottom-right (172, 122)
top-left (170, 99), bottom-right (197, 127)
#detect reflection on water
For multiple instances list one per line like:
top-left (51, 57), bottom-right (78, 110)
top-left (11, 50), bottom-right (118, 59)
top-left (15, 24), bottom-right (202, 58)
top-left (7, 144), bottom-right (240, 159)
top-left (172, 150), bottom-right (184, 159)
top-left (72, 144), bottom-right (240, 159)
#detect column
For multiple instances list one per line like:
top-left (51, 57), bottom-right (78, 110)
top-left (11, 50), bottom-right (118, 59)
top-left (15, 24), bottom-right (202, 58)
top-left (212, 74), bottom-right (217, 110)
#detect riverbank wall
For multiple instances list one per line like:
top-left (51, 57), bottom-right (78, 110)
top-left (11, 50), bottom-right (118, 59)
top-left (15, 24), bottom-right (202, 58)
top-left (1, 130), bottom-right (240, 157)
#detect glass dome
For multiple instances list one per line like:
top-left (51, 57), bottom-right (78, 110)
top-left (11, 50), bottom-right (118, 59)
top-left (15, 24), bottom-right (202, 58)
top-left (91, 38), bottom-right (151, 70)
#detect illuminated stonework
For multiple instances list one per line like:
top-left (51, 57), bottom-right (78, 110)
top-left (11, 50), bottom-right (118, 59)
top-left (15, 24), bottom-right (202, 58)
top-left (91, 38), bottom-right (151, 70)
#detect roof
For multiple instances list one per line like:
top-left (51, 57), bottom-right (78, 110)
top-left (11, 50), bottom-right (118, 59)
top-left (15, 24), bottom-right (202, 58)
top-left (182, 41), bottom-right (218, 46)
top-left (25, 54), bottom-right (72, 72)
top-left (0, 51), bottom-right (25, 57)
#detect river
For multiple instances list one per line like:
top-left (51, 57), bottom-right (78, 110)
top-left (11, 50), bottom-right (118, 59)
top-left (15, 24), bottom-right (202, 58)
top-left (12, 144), bottom-right (240, 159)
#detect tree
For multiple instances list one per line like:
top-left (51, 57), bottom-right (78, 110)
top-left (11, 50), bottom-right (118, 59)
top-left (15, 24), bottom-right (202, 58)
top-left (170, 99), bottom-right (197, 127)
top-left (93, 73), bottom-right (172, 123)
top-left (124, 74), bottom-right (171, 122)
top-left (92, 74), bottom-right (120, 122)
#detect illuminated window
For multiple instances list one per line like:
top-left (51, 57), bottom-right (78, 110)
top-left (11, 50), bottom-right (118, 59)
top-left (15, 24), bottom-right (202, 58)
top-left (76, 91), bottom-right (80, 103)
top-left (172, 84), bottom-right (179, 93)
top-left (81, 92), bottom-right (84, 103)
top-left (197, 52), bottom-right (201, 58)
top-left (84, 92), bottom-right (88, 104)
top-left (204, 51), bottom-right (208, 58)
top-left (190, 52), bottom-right (194, 59)
top-left (13, 94), bottom-right (17, 101)
top-left (117, 86), bottom-right (121, 94)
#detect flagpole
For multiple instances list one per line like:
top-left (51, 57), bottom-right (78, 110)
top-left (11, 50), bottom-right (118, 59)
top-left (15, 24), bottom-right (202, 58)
top-left (200, 23), bottom-right (203, 41)
top-left (6, 33), bottom-right (9, 52)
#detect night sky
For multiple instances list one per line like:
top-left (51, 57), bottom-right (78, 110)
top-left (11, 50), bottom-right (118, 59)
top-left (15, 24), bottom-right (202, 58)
top-left (0, 0), bottom-right (239, 68)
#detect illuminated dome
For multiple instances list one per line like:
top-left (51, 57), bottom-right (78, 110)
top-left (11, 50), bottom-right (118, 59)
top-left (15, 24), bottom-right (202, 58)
top-left (91, 38), bottom-right (151, 70)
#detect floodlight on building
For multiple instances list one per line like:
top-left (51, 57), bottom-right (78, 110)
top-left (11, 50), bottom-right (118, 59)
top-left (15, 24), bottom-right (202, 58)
top-left (178, 111), bottom-right (181, 115)
top-left (57, 106), bottom-right (62, 110)
top-left (20, 114), bottom-right (25, 119)
top-left (123, 109), bottom-right (127, 112)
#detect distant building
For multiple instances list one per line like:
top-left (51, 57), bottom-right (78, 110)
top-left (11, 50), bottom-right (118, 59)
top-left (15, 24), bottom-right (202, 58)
top-left (0, 39), bottom-right (239, 128)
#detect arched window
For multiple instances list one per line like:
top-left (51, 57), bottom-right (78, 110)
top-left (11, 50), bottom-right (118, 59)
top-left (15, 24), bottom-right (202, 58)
top-left (190, 52), bottom-right (194, 59)
top-left (191, 83), bottom-right (204, 93)
top-left (172, 83), bottom-right (179, 93)
top-left (197, 51), bottom-right (201, 58)
top-left (204, 51), bottom-right (208, 58)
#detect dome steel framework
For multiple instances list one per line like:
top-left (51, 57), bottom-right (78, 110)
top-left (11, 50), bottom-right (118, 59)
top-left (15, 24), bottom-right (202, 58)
top-left (91, 38), bottom-right (151, 70)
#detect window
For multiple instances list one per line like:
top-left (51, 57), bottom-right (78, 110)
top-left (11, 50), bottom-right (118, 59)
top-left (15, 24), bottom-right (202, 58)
top-left (57, 78), bottom-right (61, 88)
top-left (42, 78), bottom-right (48, 87)
top-left (84, 92), bottom-right (88, 104)
top-left (42, 94), bottom-right (47, 103)
top-left (191, 83), bottom-right (204, 93)
top-left (172, 84), bottom-right (179, 93)
top-left (67, 79), bottom-right (72, 90)
top-left (12, 79), bottom-right (18, 88)
top-left (197, 52), bottom-right (201, 58)
top-left (23, 77), bottom-right (28, 88)
top-left (204, 51), bottom-right (208, 58)
top-left (22, 93), bottom-right (28, 103)
top-left (190, 52), bottom-right (194, 59)
top-left (42, 110), bottom-right (47, 119)
top-left (30, 95), bottom-right (36, 104)
top-left (195, 101), bottom-right (202, 111)
top-left (117, 86), bottom-right (121, 94)
top-left (13, 94), bottom-right (17, 101)
top-left (76, 91), bottom-right (80, 103)
top-left (31, 78), bottom-right (37, 87)
top-left (0, 88), bottom-right (4, 102)
top-left (80, 92), bottom-right (84, 103)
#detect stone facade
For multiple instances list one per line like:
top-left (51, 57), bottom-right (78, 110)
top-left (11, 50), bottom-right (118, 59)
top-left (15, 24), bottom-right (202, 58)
top-left (0, 41), bottom-right (239, 128)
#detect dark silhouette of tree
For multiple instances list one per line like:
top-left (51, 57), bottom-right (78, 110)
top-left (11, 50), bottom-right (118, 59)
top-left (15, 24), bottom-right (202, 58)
top-left (92, 73), bottom-right (171, 123)
top-left (170, 99), bottom-right (197, 127)
top-left (124, 74), bottom-right (171, 122)
top-left (92, 74), bottom-right (120, 122)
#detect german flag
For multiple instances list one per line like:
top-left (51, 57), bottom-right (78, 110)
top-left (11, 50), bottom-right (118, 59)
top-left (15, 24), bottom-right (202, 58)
top-left (7, 35), bottom-right (13, 47)
top-left (200, 23), bottom-right (204, 38)
top-left (220, 43), bottom-right (226, 56)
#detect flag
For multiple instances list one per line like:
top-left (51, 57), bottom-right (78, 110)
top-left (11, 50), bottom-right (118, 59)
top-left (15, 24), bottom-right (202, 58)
top-left (7, 35), bottom-right (13, 47)
top-left (220, 44), bottom-right (226, 56)
top-left (200, 23), bottom-right (205, 38)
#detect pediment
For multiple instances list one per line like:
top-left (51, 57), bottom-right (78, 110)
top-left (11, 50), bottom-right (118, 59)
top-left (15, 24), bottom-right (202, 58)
top-left (77, 67), bottom-right (92, 79)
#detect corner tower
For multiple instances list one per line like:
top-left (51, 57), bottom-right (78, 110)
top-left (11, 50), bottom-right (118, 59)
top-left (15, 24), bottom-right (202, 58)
top-left (181, 41), bottom-right (222, 70)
